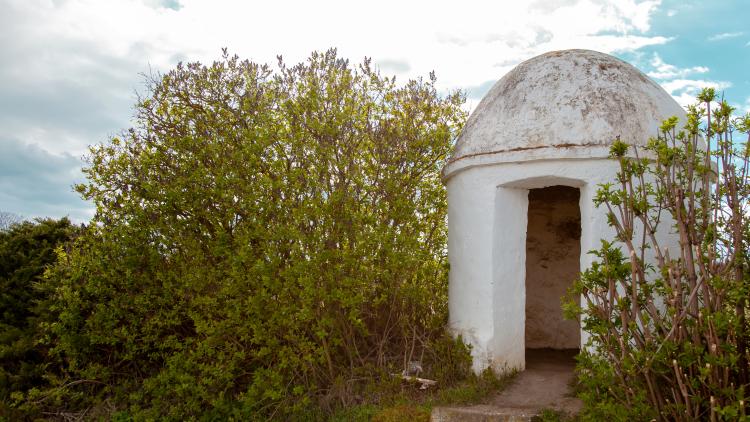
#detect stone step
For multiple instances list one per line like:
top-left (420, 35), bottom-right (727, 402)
top-left (431, 405), bottom-right (539, 422)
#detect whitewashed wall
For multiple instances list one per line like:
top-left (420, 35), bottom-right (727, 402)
top-left (447, 158), bottom-right (619, 373)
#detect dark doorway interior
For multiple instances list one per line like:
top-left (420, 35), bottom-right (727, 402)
top-left (525, 186), bottom-right (581, 354)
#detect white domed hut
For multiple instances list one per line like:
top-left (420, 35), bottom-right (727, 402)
top-left (444, 49), bottom-right (685, 373)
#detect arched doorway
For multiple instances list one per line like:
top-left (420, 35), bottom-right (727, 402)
top-left (525, 185), bottom-right (581, 353)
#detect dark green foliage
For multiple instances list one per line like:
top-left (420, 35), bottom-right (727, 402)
top-left (572, 350), bottom-right (654, 421)
top-left (533, 408), bottom-right (577, 422)
top-left (430, 367), bottom-right (513, 406)
top-left (324, 365), bottom-right (512, 422)
top-left (568, 90), bottom-right (750, 421)
top-left (371, 404), bottom-right (430, 422)
top-left (0, 218), bottom-right (78, 418)
top-left (422, 335), bottom-right (473, 385)
top-left (18, 50), bottom-right (468, 420)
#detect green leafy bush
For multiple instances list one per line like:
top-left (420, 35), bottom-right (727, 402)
top-left (22, 49), bottom-right (468, 420)
top-left (568, 89), bottom-right (750, 421)
top-left (0, 218), bottom-right (78, 419)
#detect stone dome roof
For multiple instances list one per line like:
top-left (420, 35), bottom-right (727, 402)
top-left (444, 49), bottom-right (686, 178)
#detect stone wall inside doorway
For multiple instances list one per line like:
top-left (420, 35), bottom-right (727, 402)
top-left (525, 186), bottom-right (581, 349)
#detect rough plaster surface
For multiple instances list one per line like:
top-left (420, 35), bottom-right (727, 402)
top-left (442, 49), bottom-right (687, 180)
top-left (525, 187), bottom-right (580, 349)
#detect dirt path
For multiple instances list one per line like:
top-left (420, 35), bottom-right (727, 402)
top-left (431, 349), bottom-right (582, 421)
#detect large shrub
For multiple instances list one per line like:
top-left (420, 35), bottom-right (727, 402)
top-left (569, 89), bottom-right (750, 421)
top-left (0, 218), bottom-right (78, 419)
top-left (24, 50), bottom-right (467, 419)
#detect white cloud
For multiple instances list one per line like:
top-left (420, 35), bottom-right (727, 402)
top-left (639, 53), bottom-right (731, 108)
top-left (0, 139), bottom-right (93, 223)
top-left (661, 79), bottom-right (733, 108)
top-left (741, 98), bottom-right (750, 114)
top-left (0, 0), bottom-right (673, 141)
top-left (661, 79), bottom-right (732, 93)
top-left (647, 53), bottom-right (708, 79)
top-left (708, 32), bottom-right (744, 41)
top-left (2, 0), bottom-right (670, 96)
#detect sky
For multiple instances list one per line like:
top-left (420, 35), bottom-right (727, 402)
top-left (0, 0), bottom-right (748, 223)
